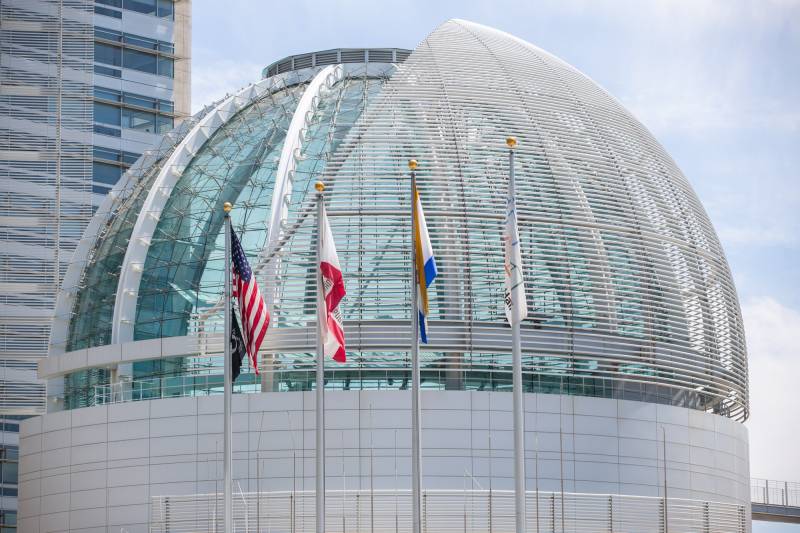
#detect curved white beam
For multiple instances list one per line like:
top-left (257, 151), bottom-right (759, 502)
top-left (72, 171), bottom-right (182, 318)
top-left (48, 123), bottom-right (194, 356)
top-left (176, 66), bottom-right (344, 336)
top-left (111, 79), bottom-right (277, 344)
top-left (263, 64), bottom-right (342, 313)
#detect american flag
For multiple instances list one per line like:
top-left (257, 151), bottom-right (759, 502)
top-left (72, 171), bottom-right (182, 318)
top-left (231, 230), bottom-right (269, 374)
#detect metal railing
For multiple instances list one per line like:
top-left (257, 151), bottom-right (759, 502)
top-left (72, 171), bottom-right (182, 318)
top-left (93, 376), bottom-right (230, 405)
top-left (751, 479), bottom-right (800, 508)
top-left (90, 369), bottom-right (716, 410)
top-left (150, 489), bottom-right (746, 533)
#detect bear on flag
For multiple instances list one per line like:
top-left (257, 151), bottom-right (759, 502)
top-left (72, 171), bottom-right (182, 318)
top-left (319, 202), bottom-right (346, 362)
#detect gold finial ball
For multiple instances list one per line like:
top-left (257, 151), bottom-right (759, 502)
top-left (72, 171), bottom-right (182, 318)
top-left (506, 137), bottom-right (517, 149)
top-left (408, 159), bottom-right (418, 171)
top-left (315, 181), bottom-right (325, 192)
top-left (223, 201), bottom-right (233, 213)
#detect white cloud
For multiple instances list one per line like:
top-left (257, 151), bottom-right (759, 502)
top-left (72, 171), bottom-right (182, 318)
top-left (577, 1), bottom-right (800, 138)
top-left (742, 297), bottom-right (800, 480)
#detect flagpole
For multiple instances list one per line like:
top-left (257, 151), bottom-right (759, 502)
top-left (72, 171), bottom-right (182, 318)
top-left (662, 425), bottom-right (668, 533)
top-left (507, 137), bottom-right (527, 533)
top-left (222, 201), bottom-right (233, 533)
top-left (409, 159), bottom-right (422, 533)
top-left (315, 181), bottom-right (326, 533)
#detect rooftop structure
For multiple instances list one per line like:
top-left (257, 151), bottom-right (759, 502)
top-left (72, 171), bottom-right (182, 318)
top-left (19, 19), bottom-right (750, 533)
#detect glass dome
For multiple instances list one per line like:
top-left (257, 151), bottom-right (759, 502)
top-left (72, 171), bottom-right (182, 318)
top-left (55, 21), bottom-right (748, 419)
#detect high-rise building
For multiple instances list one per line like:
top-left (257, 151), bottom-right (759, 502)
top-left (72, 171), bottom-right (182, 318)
top-left (0, 0), bottom-right (191, 528)
top-left (19, 19), bottom-right (750, 533)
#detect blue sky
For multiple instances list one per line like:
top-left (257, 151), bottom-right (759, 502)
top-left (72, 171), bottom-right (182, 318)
top-left (191, 1), bottom-right (800, 529)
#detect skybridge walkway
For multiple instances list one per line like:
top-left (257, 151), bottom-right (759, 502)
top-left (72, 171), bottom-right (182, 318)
top-left (752, 479), bottom-right (800, 524)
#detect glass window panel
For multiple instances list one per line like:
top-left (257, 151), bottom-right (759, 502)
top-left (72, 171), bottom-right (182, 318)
top-left (123, 48), bottom-right (157, 74)
top-left (122, 151), bottom-right (141, 165)
top-left (92, 183), bottom-right (113, 195)
top-left (156, 115), bottom-right (174, 134)
top-left (1, 511), bottom-right (17, 525)
top-left (124, 33), bottom-right (158, 50)
top-left (159, 99), bottom-right (174, 112)
top-left (123, 0), bottom-right (156, 15)
top-left (157, 0), bottom-right (174, 18)
top-left (1, 462), bottom-right (18, 484)
top-left (93, 146), bottom-right (119, 161)
top-left (94, 42), bottom-right (121, 66)
top-left (94, 124), bottom-right (121, 137)
top-left (94, 64), bottom-right (121, 78)
top-left (95, 5), bottom-right (122, 18)
top-left (96, 0), bottom-right (122, 6)
top-left (123, 93), bottom-right (157, 109)
top-left (95, 27), bottom-right (122, 41)
top-left (157, 56), bottom-right (174, 78)
top-left (93, 162), bottom-right (123, 185)
top-left (93, 87), bottom-right (120, 101)
top-left (93, 102), bottom-right (120, 125)
top-left (121, 108), bottom-right (156, 132)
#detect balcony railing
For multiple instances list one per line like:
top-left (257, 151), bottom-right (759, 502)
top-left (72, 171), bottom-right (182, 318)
top-left (150, 489), bottom-right (747, 533)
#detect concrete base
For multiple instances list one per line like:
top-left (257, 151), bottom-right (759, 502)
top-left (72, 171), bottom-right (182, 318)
top-left (18, 391), bottom-right (750, 532)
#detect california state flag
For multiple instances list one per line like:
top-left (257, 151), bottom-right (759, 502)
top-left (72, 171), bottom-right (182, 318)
top-left (319, 202), bottom-right (346, 362)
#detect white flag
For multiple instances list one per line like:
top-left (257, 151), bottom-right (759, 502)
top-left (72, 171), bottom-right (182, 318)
top-left (504, 175), bottom-right (528, 324)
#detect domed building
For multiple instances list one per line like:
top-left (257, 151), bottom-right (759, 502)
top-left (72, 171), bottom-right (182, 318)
top-left (19, 20), bottom-right (749, 533)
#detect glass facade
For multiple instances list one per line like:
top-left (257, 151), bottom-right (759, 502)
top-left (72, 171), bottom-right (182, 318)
top-left (93, 101), bottom-right (174, 135)
top-left (68, 113), bottom-right (213, 352)
top-left (92, 24), bottom-right (175, 94)
top-left (90, 14), bottom-right (184, 199)
top-left (94, 39), bottom-right (174, 79)
top-left (2, 0), bottom-right (189, 523)
top-left (63, 351), bottom-right (722, 417)
top-left (133, 84), bottom-right (301, 340)
top-left (58, 30), bottom-right (747, 421)
top-left (96, 0), bottom-right (174, 19)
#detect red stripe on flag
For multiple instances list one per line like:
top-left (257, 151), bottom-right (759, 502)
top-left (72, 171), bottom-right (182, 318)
top-left (233, 279), bottom-right (267, 373)
top-left (328, 315), bottom-right (346, 362)
top-left (320, 264), bottom-right (346, 362)
top-left (320, 261), bottom-right (345, 312)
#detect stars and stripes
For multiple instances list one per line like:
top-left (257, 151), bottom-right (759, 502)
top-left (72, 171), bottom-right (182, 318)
top-left (318, 202), bottom-right (347, 362)
top-left (231, 230), bottom-right (269, 374)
